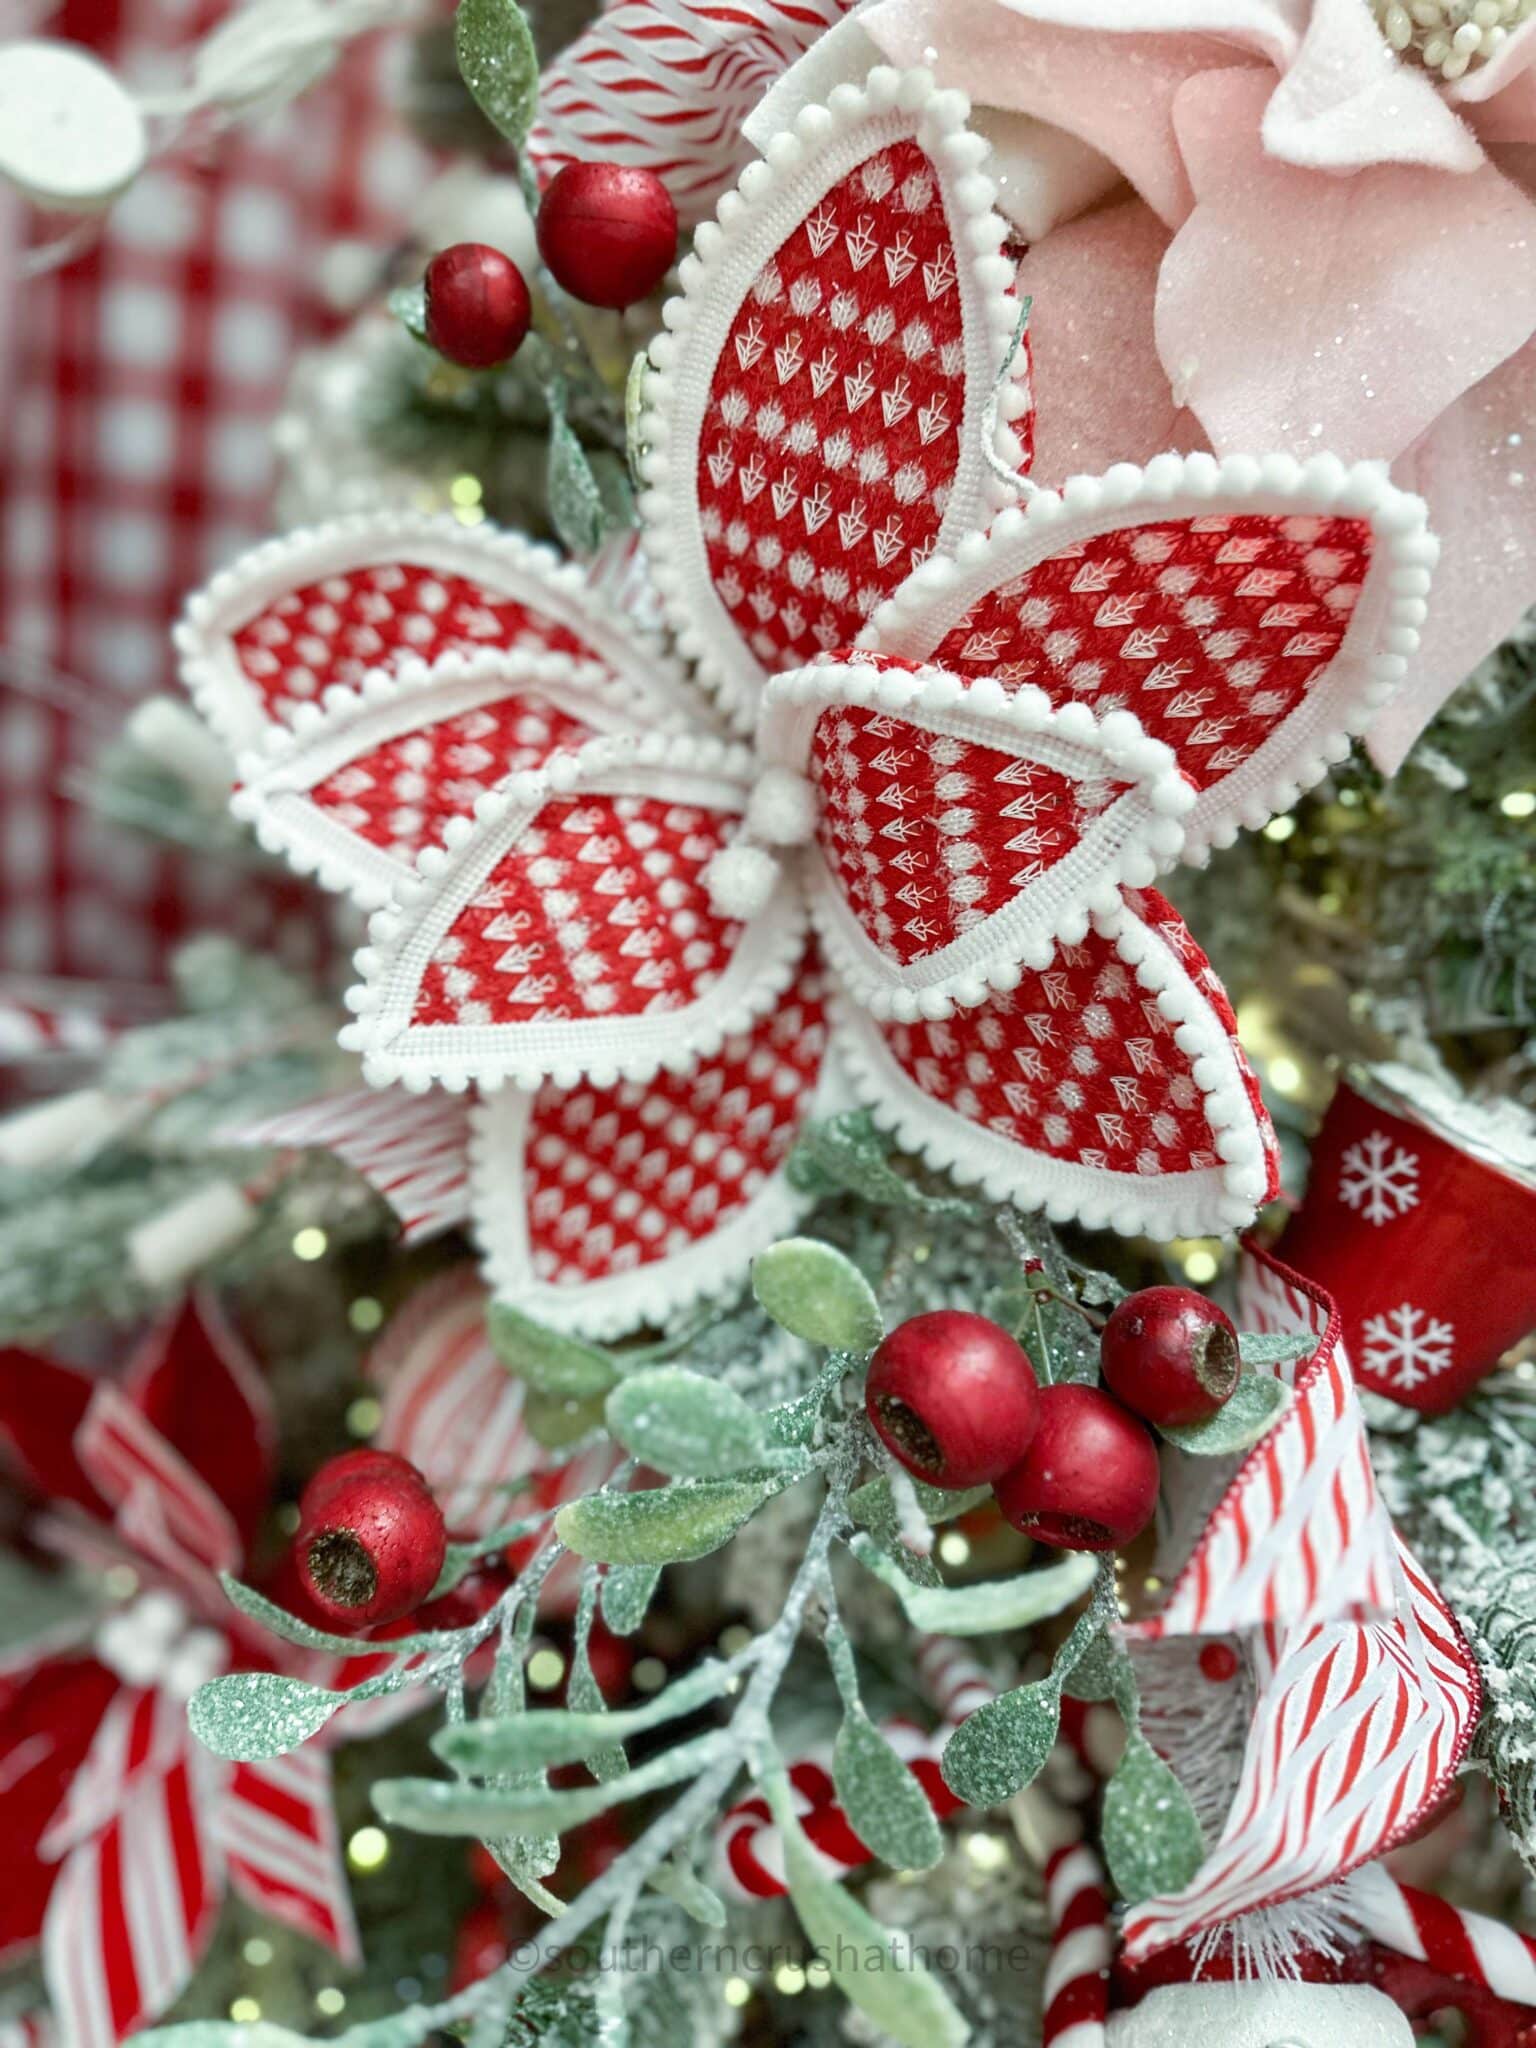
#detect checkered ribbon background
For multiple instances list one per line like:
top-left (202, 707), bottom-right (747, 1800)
top-left (0, 0), bottom-right (434, 988)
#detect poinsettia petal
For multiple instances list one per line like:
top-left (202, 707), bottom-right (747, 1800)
top-left (832, 886), bottom-right (1278, 1239)
top-left (0, 1657), bottom-right (118, 1965)
top-left (759, 653), bottom-right (1192, 1019)
top-left (342, 732), bottom-right (807, 1093)
top-left (124, 1295), bottom-right (274, 1556)
top-left (470, 946), bottom-right (833, 1338)
top-left (638, 64), bottom-right (1033, 733)
top-left (864, 450), bottom-right (1435, 859)
top-left (228, 646), bottom-right (684, 911)
top-left (175, 513), bottom-right (698, 759)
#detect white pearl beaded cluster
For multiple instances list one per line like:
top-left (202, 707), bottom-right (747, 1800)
top-left (1374, 0), bottom-right (1536, 82)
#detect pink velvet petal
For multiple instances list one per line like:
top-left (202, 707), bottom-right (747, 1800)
top-left (864, 0), bottom-right (1258, 225)
top-left (988, 0), bottom-right (1305, 64)
top-left (1369, 338), bottom-right (1536, 771)
top-left (1016, 197), bottom-right (1210, 483)
top-left (1157, 67), bottom-right (1536, 466)
top-left (1264, 0), bottom-right (1484, 171)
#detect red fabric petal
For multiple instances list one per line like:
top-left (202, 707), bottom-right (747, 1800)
top-left (0, 1351), bottom-right (108, 1518)
top-left (0, 1658), bottom-right (119, 1964)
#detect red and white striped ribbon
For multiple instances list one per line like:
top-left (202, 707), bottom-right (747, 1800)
top-left (233, 1086), bottom-right (473, 1244)
top-left (1352, 1863), bottom-right (1536, 2010)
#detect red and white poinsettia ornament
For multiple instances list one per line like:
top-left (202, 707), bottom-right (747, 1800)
top-left (0, 1297), bottom-right (357, 2048)
top-left (171, 63), bottom-right (1441, 1338)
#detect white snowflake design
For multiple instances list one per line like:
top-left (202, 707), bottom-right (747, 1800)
top-left (1360, 1302), bottom-right (1456, 1392)
top-left (1338, 1128), bottom-right (1420, 1226)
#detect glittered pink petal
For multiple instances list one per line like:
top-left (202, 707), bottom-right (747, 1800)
top-left (1264, 0), bottom-right (1484, 170)
top-left (1017, 197), bottom-right (1210, 483)
top-left (1157, 67), bottom-right (1536, 465)
top-left (986, 0), bottom-right (1305, 64)
top-left (863, 0), bottom-right (1253, 225)
top-left (1369, 338), bottom-right (1536, 771)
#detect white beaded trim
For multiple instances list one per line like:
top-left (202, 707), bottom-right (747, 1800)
top-left (636, 64), bottom-right (1031, 737)
top-left (468, 1050), bottom-right (845, 1340)
top-left (830, 895), bottom-right (1272, 1241)
top-left (175, 510), bottom-right (704, 758)
top-left (859, 452), bottom-right (1437, 864)
top-left (758, 656), bottom-right (1192, 1020)
top-left (339, 730), bottom-right (808, 1094)
top-left (230, 648), bottom-right (647, 911)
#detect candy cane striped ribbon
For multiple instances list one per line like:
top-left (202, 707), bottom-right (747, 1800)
top-left (1352, 1863), bottom-right (1536, 2010)
top-left (233, 1087), bottom-right (473, 1244)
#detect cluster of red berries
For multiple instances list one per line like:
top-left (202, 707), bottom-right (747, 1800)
top-left (423, 161), bottom-right (678, 370)
top-left (864, 1287), bottom-right (1241, 1553)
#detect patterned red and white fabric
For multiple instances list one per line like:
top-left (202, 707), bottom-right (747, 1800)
top-left (527, 0), bottom-right (859, 228)
top-left (470, 942), bottom-right (834, 1335)
top-left (864, 450), bottom-right (1437, 862)
top-left (1119, 1244), bottom-right (1480, 1966)
top-left (174, 516), bottom-right (705, 910)
top-left (0, 0), bottom-right (433, 984)
top-left (218, 1750), bottom-right (359, 1961)
top-left (232, 1085), bottom-right (475, 1244)
top-left (636, 66), bottom-right (1034, 734)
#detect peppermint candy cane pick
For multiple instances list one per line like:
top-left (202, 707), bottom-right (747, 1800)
top-left (1352, 1864), bottom-right (1536, 2017)
top-left (717, 1635), bottom-right (995, 1899)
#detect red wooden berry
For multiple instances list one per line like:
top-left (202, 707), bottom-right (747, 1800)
top-left (423, 242), bottom-right (532, 367)
top-left (1100, 1285), bottom-right (1240, 1429)
top-left (298, 1448), bottom-right (426, 1520)
top-left (865, 1311), bottom-right (1039, 1490)
top-left (295, 1464), bottom-right (447, 1630)
top-left (993, 1384), bottom-right (1159, 1552)
top-left (1198, 1642), bottom-right (1240, 1684)
top-left (535, 162), bottom-right (677, 310)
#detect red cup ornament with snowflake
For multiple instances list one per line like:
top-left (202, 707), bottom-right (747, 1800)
top-left (1274, 1067), bottom-right (1536, 1414)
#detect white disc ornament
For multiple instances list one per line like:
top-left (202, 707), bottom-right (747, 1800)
top-left (0, 42), bottom-right (148, 210)
top-left (1105, 1981), bottom-right (1414, 2046)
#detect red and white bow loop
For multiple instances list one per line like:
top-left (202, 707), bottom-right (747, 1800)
top-left (1120, 1245), bottom-right (1480, 1967)
top-left (174, 515), bottom-right (705, 911)
top-left (637, 65), bottom-right (1034, 735)
top-left (862, 449), bottom-right (1438, 861)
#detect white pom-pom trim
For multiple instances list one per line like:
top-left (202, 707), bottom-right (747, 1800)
top-left (859, 451), bottom-right (1438, 864)
top-left (745, 765), bottom-right (819, 847)
top-left (704, 842), bottom-right (783, 919)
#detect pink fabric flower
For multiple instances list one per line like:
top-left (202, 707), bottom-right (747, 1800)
top-left (864, 0), bottom-right (1536, 765)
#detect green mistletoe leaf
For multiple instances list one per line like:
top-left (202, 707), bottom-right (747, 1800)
top-left (1157, 1371), bottom-right (1292, 1456)
top-left (605, 1368), bottom-right (767, 1478)
top-left (555, 1478), bottom-right (769, 1565)
top-left (454, 0), bottom-right (539, 146)
top-left (1101, 1733), bottom-right (1205, 1904)
top-left (751, 1237), bottom-right (883, 1352)
top-left (189, 1670), bottom-right (349, 1761)
top-left (833, 1709), bottom-right (944, 1872)
top-left (939, 1678), bottom-right (1062, 1807)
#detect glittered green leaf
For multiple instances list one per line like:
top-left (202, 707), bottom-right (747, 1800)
top-left (601, 1562), bottom-right (661, 1636)
top-left (940, 1678), bottom-right (1061, 1807)
top-left (216, 1572), bottom-right (465, 1659)
top-left (751, 1237), bottom-right (883, 1352)
top-left (388, 280), bottom-right (429, 344)
top-left (648, 1853), bottom-right (728, 1926)
top-left (436, 1656), bottom-right (739, 1774)
top-left (788, 1112), bottom-right (974, 1215)
top-left (548, 410), bottom-right (606, 558)
top-left (555, 1478), bottom-right (769, 1565)
top-left (454, 0), bottom-right (539, 146)
top-left (1157, 1371), bottom-right (1292, 1456)
top-left (522, 1385), bottom-right (608, 1448)
top-left (834, 1710), bottom-right (943, 1872)
top-left (606, 1368), bottom-right (767, 1478)
top-left (488, 1303), bottom-right (617, 1396)
top-left (850, 1535), bottom-right (1097, 1636)
top-left (1101, 1733), bottom-right (1205, 1905)
top-left (769, 1775), bottom-right (968, 2048)
top-left (188, 1670), bottom-right (348, 1761)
